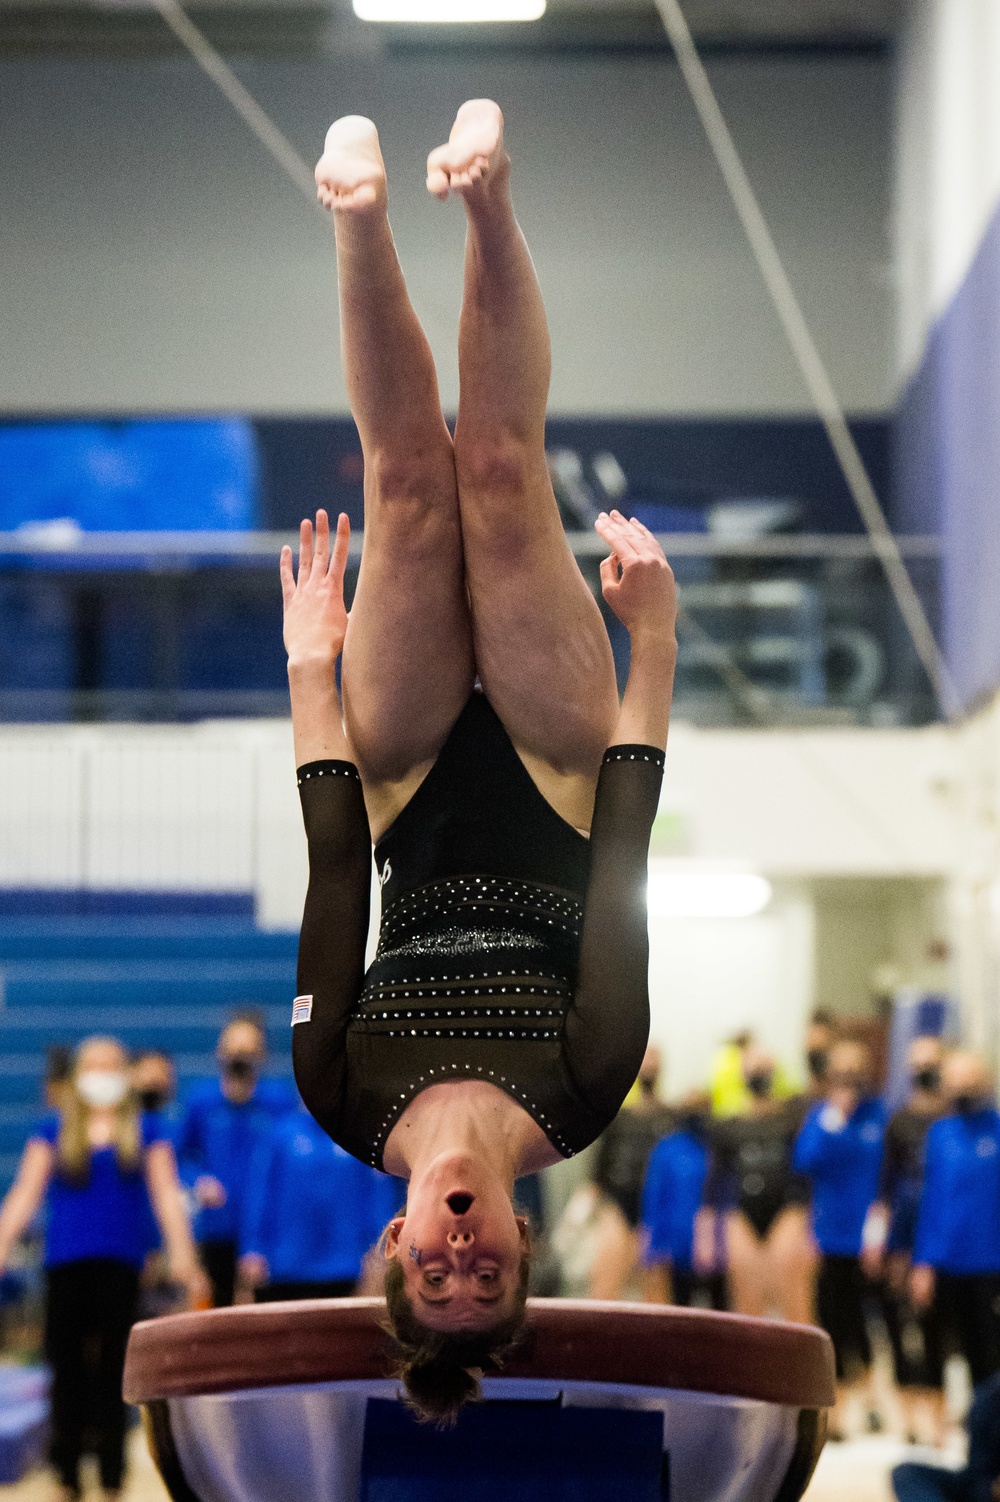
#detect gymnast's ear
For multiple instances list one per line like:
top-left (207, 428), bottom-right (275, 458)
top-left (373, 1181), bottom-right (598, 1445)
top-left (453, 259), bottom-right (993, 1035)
top-left (383, 1217), bottom-right (405, 1260)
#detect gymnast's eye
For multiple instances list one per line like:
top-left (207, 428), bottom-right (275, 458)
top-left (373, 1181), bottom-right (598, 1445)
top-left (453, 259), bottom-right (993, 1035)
top-left (424, 1269), bottom-right (447, 1287)
top-left (476, 1267), bottom-right (499, 1285)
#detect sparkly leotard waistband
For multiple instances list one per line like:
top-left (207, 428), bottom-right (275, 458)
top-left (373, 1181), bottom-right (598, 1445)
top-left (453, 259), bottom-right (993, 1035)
top-left (355, 873), bottom-right (583, 1038)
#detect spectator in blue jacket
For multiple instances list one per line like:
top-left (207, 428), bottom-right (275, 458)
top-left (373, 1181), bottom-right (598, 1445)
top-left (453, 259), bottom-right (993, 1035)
top-left (892, 1368), bottom-right (1000, 1502)
top-left (640, 1092), bottom-right (726, 1308)
top-left (793, 1038), bottom-right (886, 1437)
top-left (238, 1104), bottom-right (402, 1300)
top-left (911, 1051), bottom-right (1000, 1387)
top-left (176, 1011), bottom-right (297, 1306)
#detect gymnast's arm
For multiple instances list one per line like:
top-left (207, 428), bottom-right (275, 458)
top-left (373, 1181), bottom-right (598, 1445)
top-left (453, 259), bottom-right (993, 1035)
top-left (563, 512), bottom-right (675, 1120)
top-left (281, 511), bottom-right (371, 1140)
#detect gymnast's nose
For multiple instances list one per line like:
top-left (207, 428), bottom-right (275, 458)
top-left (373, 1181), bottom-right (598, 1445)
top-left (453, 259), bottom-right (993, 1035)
top-left (447, 1229), bottom-right (474, 1249)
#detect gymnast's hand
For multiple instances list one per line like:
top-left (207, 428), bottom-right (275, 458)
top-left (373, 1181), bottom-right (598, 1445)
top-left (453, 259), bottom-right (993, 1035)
top-left (280, 510), bottom-right (350, 669)
top-left (596, 511), bottom-right (677, 645)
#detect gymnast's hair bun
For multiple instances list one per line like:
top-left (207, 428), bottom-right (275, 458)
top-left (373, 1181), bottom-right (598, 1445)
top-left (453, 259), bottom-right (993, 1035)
top-left (400, 1357), bottom-right (482, 1426)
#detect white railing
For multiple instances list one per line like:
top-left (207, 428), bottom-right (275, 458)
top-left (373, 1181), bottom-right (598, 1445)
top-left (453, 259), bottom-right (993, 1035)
top-left (0, 721), bottom-right (307, 929)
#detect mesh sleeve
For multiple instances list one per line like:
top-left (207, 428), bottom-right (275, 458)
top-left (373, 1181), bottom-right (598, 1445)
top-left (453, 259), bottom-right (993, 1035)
top-left (290, 760), bottom-right (372, 1142)
top-left (563, 744), bottom-right (664, 1123)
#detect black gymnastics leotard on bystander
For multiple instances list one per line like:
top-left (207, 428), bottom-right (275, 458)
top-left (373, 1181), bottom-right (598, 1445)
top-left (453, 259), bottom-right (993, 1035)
top-left (291, 691), bottom-right (664, 1170)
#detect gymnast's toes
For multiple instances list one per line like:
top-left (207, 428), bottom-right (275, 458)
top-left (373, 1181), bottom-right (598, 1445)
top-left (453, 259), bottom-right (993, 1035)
top-left (426, 98), bottom-right (507, 202)
top-left (315, 115), bottom-right (387, 214)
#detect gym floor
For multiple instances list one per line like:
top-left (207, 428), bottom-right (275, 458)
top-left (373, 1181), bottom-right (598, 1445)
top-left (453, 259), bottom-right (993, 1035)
top-left (0, 1430), bottom-right (960, 1502)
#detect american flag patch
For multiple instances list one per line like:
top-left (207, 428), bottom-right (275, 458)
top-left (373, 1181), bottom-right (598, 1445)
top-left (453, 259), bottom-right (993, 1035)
top-left (291, 995), bottom-right (313, 1026)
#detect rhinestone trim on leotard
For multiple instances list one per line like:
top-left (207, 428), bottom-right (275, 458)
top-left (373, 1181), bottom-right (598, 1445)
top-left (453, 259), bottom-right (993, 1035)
top-left (362, 1059), bottom-right (576, 1168)
top-left (296, 759), bottom-right (362, 787)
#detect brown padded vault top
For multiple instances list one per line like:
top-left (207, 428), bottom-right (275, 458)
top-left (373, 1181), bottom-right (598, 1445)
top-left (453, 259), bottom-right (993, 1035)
top-left (124, 1297), bottom-right (834, 1409)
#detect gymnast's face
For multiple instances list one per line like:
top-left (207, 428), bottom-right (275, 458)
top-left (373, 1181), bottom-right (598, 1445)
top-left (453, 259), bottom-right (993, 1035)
top-left (385, 1163), bottom-right (527, 1332)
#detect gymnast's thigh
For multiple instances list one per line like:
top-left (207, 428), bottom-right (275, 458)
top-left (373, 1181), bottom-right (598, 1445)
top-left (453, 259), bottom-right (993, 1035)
top-left (457, 448), bottom-right (618, 791)
top-left (342, 460), bottom-right (475, 830)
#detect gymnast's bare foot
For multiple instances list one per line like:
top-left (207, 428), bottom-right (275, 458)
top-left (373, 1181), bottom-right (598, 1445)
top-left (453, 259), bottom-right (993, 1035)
top-left (315, 116), bottom-right (387, 214)
top-left (426, 99), bottom-right (509, 204)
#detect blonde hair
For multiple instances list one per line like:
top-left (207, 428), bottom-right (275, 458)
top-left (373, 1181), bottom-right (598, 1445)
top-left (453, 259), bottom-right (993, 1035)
top-left (57, 1036), bottom-right (142, 1184)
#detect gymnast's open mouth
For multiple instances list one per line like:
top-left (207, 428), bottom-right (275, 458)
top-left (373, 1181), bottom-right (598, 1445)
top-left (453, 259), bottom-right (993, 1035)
top-left (446, 1192), bottom-right (474, 1216)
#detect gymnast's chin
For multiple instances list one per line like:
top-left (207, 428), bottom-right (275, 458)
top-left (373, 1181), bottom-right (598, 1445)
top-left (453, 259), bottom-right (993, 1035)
top-left (378, 1151), bottom-right (531, 1427)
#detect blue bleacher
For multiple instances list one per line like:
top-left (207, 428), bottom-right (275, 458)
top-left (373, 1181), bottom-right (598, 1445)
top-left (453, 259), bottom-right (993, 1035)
top-left (0, 893), bottom-right (299, 1194)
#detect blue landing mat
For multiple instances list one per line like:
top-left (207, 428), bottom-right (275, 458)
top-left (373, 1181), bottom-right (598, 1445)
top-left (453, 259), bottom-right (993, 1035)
top-left (361, 1399), bottom-right (667, 1502)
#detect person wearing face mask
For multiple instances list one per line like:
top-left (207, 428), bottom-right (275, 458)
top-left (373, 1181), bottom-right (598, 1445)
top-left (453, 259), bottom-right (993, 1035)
top-left (804, 1011), bottom-right (836, 1100)
top-left (0, 1036), bottom-right (206, 1501)
top-left (175, 1013), bottom-right (297, 1306)
top-left (131, 1049), bottom-right (177, 1122)
top-left (640, 1091), bottom-right (727, 1309)
top-left (911, 1051), bottom-right (1000, 1388)
top-left (695, 1047), bottom-right (813, 1323)
top-left (863, 1035), bottom-right (946, 1446)
top-left (793, 1038), bottom-right (886, 1439)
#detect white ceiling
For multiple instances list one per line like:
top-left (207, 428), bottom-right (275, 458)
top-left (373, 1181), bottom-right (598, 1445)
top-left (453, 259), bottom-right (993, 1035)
top-left (0, 0), bottom-right (903, 54)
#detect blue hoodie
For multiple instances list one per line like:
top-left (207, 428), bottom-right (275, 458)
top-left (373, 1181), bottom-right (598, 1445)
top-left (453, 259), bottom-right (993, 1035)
top-left (240, 1109), bottom-right (402, 1284)
top-left (175, 1077), bottom-right (297, 1243)
top-left (913, 1109), bottom-right (1000, 1274)
top-left (640, 1129), bottom-right (708, 1272)
top-left (793, 1097), bottom-right (886, 1256)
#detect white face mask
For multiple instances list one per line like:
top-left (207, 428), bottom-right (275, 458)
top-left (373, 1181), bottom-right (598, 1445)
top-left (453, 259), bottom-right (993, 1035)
top-left (76, 1069), bottom-right (128, 1109)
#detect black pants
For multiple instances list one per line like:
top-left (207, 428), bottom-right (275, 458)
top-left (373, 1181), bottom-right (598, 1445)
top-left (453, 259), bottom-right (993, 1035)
top-left (879, 1278), bottom-right (945, 1390)
top-left (672, 1268), bottom-right (728, 1311)
top-left (45, 1257), bottom-right (140, 1496)
top-left (938, 1271), bottom-right (1000, 1386)
top-left (817, 1254), bottom-right (873, 1381)
top-left (199, 1239), bottom-right (237, 1307)
top-left (254, 1279), bottom-right (355, 1303)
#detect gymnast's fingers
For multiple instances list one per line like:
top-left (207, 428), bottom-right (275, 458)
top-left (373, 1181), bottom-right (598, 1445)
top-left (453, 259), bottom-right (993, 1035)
top-left (629, 516), bottom-right (671, 563)
top-left (599, 551), bottom-right (621, 594)
top-left (329, 512), bottom-right (351, 584)
top-left (298, 518), bottom-right (314, 583)
top-left (600, 510), bottom-right (641, 558)
top-left (313, 509), bottom-right (330, 576)
top-left (279, 546), bottom-right (296, 609)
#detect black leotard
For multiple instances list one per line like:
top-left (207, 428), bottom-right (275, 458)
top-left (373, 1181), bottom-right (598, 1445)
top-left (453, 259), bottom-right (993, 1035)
top-left (291, 692), bottom-right (664, 1170)
top-left (704, 1101), bottom-right (809, 1238)
top-left (880, 1104), bottom-right (939, 1253)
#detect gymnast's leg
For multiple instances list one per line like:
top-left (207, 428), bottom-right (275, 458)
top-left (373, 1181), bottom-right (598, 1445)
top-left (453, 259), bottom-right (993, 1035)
top-left (315, 117), bottom-right (474, 837)
top-left (427, 101), bottom-right (619, 831)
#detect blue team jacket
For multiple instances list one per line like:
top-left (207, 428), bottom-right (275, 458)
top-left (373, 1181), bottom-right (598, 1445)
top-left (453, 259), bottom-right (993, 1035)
top-left (913, 1109), bottom-right (1000, 1274)
top-left (240, 1109), bottom-right (402, 1284)
top-left (793, 1097), bottom-right (886, 1256)
top-left (640, 1129), bottom-right (708, 1272)
top-left (175, 1077), bottom-right (297, 1243)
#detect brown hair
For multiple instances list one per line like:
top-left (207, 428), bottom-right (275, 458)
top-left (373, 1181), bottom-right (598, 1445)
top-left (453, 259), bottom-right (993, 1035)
top-left (57, 1037), bottom-right (142, 1186)
top-left (382, 1244), bottom-right (531, 1427)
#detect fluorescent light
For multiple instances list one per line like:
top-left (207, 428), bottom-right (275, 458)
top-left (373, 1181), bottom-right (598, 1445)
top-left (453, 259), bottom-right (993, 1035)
top-left (646, 871), bottom-right (772, 919)
top-left (354, 0), bottom-right (545, 20)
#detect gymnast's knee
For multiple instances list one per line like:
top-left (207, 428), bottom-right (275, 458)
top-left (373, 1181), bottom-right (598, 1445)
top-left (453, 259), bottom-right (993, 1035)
top-left (365, 444), bottom-right (455, 510)
top-left (454, 433), bottom-right (540, 504)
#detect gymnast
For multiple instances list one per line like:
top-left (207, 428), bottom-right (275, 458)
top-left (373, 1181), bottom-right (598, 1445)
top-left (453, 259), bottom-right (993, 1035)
top-left (280, 99), bottom-right (677, 1421)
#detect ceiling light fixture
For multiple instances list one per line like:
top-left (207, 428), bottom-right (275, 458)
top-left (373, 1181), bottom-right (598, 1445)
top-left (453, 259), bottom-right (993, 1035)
top-left (646, 870), bottom-right (773, 920)
top-left (353, 0), bottom-right (545, 20)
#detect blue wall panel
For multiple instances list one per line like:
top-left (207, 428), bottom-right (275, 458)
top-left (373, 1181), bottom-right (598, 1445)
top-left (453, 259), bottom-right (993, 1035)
top-left (896, 199), bottom-right (1000, 709)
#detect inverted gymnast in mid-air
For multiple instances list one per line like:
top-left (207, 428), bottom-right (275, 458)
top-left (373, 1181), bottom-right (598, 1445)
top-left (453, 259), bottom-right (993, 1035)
top-left (281, 99), bottom-right (677, 1420)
